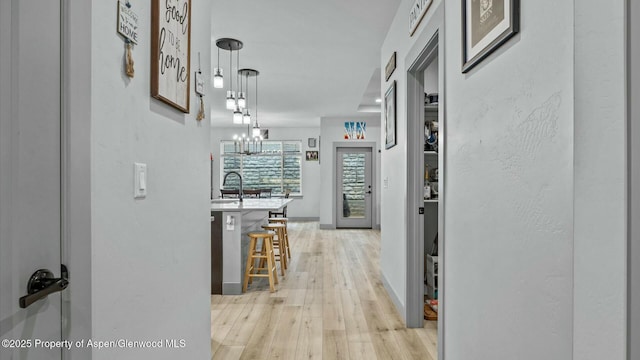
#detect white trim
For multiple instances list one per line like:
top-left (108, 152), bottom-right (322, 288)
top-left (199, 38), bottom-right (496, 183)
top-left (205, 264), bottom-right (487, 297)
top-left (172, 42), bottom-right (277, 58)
top-left (381, 270), bottom-right (405, 318)
top-left (628, 0), bottom-right (639, 357)
top-left (62, 0), bottom-right (93, 358)
top-left (287, 217), bottom-right (319, 222)
top-left (404, 3), bottom-right (445, 360)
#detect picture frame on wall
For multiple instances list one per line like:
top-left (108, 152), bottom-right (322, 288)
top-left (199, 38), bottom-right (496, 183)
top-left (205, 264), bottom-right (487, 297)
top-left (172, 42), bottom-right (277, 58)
top-left (305, 151), bottom-right (319, 161)
top-left (384, 81), bottom-right (397, 149)
top-left (151, 0), bottom-right (192, 113)
top-left (462, 0), bottom-right (520, 73)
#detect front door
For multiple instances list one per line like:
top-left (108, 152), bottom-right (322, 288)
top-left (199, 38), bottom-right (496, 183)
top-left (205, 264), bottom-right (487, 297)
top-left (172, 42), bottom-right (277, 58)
top-left (0, 1), bottom-right (65, 358)
top-left (336, 147), bottom-right (373, 228)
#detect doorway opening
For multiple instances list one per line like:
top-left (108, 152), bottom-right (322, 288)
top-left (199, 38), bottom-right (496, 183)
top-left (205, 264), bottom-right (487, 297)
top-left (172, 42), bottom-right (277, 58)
top-left (336, 147), bottom-right (374, 229)
top-left (405, 25), bottom-right (445, 360)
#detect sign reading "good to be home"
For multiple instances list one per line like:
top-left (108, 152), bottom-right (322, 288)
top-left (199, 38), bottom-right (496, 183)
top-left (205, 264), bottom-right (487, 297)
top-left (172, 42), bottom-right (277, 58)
top-left (151, 0), bottom-right (192, 113)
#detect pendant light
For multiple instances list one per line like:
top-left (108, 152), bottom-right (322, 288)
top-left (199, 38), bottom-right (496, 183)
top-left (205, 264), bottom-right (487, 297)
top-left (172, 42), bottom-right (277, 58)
top-left (252, 72), bottom-right (261, 137)
top-left (243, 109), bottom-right (251, 125)
top-left (242, 73), bottom-right (251, 124)
top-left (232, 64), bottom-right (243, 124)
top-left (233, 104), bottom-right (243, 124)
top-left (215, 38), bottom-right (243, 111)
top-left (213, 47), bottom-right (223, 88)
top-left (225, 47), bottom-right (236, 110)
top-left (233, 64), bottom-right (244, 125)
top-left (236, 54), bottom-right (246, 109)
top-left (232, 69), bottom-right (262, 154)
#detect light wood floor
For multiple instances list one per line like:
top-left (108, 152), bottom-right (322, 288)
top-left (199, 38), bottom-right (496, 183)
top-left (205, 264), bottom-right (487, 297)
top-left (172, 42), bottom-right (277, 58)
top-left (211, 222), bottom-right (438, 360)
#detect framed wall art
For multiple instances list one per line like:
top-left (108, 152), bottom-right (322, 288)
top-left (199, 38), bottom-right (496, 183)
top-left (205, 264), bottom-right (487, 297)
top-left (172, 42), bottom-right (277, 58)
top-left (344, 122), bottom-right (366, 140)
top-left (462, 0), bottom-right (520, 73)
top-left (305, 151), bottom-right (319, 161)
top-left (384, 81), bottom-right (397, 149)
top-left (151, 0), bottom-right (192, 112)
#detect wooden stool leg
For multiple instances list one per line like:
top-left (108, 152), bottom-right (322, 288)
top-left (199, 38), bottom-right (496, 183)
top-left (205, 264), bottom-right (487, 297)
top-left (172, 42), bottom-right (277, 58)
top-left (265, 237), bottom-right (277, 292)
top-left (269, 237), bottom-right (279, 285)
top-left (258, 238), bottom-right (266, 272)
top-left (243, 237), bottom-right (257, 292)
top-left (282, 226), bottom-right (291, 259)
top-left (277, 228), bottom-right (287, 272)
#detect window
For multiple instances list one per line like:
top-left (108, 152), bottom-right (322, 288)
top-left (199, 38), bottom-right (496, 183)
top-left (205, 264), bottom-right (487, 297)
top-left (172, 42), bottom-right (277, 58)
top-left (220, 140), bottom-right (302, 195)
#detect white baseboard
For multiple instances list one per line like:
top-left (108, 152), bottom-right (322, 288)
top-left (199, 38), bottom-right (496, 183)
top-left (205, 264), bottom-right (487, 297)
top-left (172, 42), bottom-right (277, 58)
top-left (381, 271), bottom-right (406, 322)
top-left (288, 217), bottom-right (319, 222)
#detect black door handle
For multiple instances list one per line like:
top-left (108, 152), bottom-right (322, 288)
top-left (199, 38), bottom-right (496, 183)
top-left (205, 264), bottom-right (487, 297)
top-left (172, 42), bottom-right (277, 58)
top-left (19, 265), bottom-right (69, 309)
top-left (365, 191), bottom-right (372, 194)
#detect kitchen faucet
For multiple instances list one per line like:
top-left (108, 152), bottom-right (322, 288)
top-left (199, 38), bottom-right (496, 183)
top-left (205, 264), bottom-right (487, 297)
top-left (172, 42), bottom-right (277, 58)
top-left (222, 171), bottom-right (243, 202)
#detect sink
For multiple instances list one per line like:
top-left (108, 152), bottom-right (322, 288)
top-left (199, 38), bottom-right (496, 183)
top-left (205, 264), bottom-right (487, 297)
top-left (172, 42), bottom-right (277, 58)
top-left (211, 199), bottom-right (239, 204)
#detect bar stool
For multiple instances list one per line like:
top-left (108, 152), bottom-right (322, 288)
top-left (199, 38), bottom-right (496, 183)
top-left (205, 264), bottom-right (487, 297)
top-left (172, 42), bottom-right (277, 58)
top-left (243, 232), bottom-right (278, 293)
top-left (261, 223), bottom-right (287, 275)
top-left (268, 217), bottom-right (291, 259)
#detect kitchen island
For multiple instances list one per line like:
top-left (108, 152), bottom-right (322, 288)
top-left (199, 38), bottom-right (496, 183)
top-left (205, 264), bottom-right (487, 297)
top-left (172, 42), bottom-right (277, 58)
top-left (210, 198), bottom-right (292, 295)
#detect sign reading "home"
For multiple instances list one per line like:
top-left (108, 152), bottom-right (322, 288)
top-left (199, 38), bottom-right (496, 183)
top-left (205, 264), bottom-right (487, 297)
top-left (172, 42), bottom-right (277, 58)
top-left (409, 0), bottom-right (433, 36)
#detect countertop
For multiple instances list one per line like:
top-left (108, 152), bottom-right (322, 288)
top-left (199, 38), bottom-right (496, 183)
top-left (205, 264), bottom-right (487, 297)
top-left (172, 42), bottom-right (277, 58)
top-left (210, 198), bottom-right (293, 212)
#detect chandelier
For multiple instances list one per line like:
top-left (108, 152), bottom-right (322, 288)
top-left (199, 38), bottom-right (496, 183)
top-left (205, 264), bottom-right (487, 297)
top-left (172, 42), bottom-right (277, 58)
top-left (232, 69), bottom-right (263, 155)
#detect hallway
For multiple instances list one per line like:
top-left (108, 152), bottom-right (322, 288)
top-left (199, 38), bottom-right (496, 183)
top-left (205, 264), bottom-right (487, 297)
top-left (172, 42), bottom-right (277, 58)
top-left (210, 222), bottom-right (437, 359)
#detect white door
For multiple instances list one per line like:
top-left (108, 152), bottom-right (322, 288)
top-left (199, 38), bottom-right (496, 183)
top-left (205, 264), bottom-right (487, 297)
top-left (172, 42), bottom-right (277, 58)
top-left (0, 1), bottom-right (66, 359)
top-left (336, 147), bottom-right (373, 228)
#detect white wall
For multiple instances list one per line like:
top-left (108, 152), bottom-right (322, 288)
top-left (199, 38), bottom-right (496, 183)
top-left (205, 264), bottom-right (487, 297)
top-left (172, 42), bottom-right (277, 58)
top-left (445, 0), bottom-right (575, 356)
top-left (630, 1), bottom-right (640, 357)
top-left (424, 56), bottom-right (438, 95)
top-left (90, 1), bottom-right (212, 359)
top-left (319, 116), bottom-right (381, 228)
top-left (211, 126), bottom-right (321, 219)
top-left (574, 1), bottom-right (627, 359)
top-left (381, 0), bottom-right (628, 358)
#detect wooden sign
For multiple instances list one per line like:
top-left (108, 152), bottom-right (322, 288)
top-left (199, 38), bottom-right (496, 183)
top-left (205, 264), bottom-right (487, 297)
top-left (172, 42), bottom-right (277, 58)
top-left (117, 1), bottom-right (139, 44)
top-left (409, 0), bottom-right (433, 36)
top-left (385, 52), bottom-right (396, 81)
top-left (151, 0), bottom-right (191, 113)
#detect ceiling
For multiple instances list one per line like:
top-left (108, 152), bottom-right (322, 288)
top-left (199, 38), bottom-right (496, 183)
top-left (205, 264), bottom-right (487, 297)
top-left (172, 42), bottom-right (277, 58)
top-left (209, 0), bottom-right (400, 128)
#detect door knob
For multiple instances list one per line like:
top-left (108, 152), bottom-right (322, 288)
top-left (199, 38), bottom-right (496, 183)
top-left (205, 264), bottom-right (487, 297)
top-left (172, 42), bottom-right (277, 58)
top-left (19, 265), bottom-right (69, 309)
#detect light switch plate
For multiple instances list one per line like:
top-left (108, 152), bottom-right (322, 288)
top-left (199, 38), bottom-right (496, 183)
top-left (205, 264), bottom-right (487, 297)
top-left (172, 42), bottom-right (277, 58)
top-left (383, 177), bottom-right (389, 189)
top-left (134, 162), bottom-right (147, 199)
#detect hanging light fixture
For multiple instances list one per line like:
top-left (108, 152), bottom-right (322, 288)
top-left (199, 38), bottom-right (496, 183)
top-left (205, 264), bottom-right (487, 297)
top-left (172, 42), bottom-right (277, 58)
top-left (233, 104), bottom-right (243, 124)
top-left (252, 71), bottom-right (261, 137)
top-left (225, 48), bottom-right (236, 110)
top-left (215, 38), bottom-right (243, 111)
top-left (213, 46), bottom-right (223, 88)
top-left (233, 69), bottom-right (263, 154)
top-left (236, 54), bottom-right (246, 109)
top-left (242, 72), bottom-right (251, 124)
top-left (243, 108), bottom-right (251, 125)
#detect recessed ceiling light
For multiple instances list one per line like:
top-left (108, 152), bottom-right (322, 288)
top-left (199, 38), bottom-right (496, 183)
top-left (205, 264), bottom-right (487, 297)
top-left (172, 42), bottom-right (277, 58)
top-left (375, 98), bottom-right (382, 103)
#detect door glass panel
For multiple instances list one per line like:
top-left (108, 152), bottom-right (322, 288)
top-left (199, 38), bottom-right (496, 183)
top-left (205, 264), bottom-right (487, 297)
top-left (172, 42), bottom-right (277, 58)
top-left (341, 153), bottom-right (366, 218)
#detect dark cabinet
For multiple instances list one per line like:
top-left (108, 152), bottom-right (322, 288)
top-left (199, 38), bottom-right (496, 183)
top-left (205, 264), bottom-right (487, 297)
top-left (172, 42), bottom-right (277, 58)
top-left (211, 212), bottom-right (223, 294)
